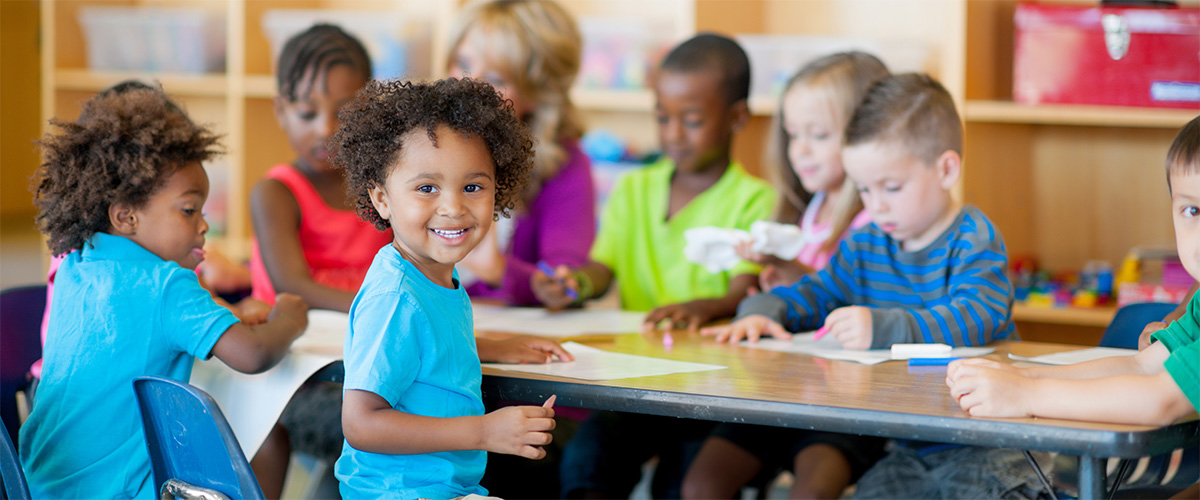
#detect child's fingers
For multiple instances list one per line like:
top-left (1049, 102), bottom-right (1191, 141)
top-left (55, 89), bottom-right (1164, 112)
top-left (765, 321), bottom-right (791, 340)
top-left (528, 339), bottom-right (574, 362)
top-left (744, 322), bottom-right (764, 343)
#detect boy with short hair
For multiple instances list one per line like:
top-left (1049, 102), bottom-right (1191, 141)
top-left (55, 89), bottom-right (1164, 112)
top-left (539, 33), bottom-right (775, 499)
top-left (947, 114), bottom-right (1199, 448)
top-left (706, 73), bottom-right (1049, 499)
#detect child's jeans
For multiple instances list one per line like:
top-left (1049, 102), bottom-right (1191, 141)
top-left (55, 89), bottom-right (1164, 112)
top-left (852, 442), bottom-right (1054, 499)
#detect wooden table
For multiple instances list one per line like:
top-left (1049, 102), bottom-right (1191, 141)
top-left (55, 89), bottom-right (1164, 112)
top-left (468, 330), bottom-right (1198, 500)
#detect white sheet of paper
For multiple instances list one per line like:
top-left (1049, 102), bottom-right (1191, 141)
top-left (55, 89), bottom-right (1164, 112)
top-left (482, 342), bottom-right (726, 380)
top-left (741, 333), bottom-right (994, 365)
top-left (290, 309), bottom-right (350, 355)
top-left (1008, 347), bottom-right (1137, 365)
top-left (472, 305), bottom-right (645, 337)
top-left (191, 351), bottom-right (339, 457)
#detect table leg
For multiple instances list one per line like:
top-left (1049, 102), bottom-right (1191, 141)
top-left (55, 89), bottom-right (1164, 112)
top-left (1078, 455), bottom-right (1106, 500)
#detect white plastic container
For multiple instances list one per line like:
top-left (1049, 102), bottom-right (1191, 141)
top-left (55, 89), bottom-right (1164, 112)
top-left (261, 9), bottom-right (430, 81)
top-left (736, 34), bottom-right (930, 102)
top-left (78, 6), bottom-right (226, 73)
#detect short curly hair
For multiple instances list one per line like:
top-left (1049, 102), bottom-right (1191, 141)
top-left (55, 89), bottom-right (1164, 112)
top-left (33, 82), bottom-right (222, 255)
top-left (332, 77), bottom-right (535, 230)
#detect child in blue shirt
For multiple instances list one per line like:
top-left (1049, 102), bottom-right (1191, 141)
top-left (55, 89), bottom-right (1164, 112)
top-left (19, 83), bottom-right (309, 499)
top-left (331, 78), bottom-right (559, 499)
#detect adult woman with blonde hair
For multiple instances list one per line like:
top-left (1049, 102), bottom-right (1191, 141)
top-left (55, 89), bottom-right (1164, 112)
top-left (449, 0), bottom-right (596, 307)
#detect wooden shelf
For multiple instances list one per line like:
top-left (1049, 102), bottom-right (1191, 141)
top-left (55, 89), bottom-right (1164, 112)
top-left (1012, 303), bottom-right (1116, 328)
top-left (571, 88), bottom-right (654, 112)
top-left (964, 100), bottom-right (1196, 129)
top-left (245, 75), bottom-right (275, 99)
top-left (55, 69), bottom-right (229, 97)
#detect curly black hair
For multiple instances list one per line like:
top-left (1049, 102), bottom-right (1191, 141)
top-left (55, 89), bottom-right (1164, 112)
top-left (332, 77), bottom-right (535, 230)
top-left (33, 82), bottom-right (222, 255)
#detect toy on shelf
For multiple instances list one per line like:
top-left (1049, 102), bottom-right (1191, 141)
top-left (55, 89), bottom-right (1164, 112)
top-left (1011, 255), bottom-right (1115, 309)
top-left (1115, 248), bottom-right (1196, 307)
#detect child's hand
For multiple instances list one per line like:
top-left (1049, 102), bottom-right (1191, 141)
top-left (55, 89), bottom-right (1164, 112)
top-left (234, 297), bottom-right (271, 326)
top-left (643, 300), bottom-right (717, 332)
top-left (758, 260), bottom-right (811, 291)
top-left (700, 315), bottom-right (791, 344)
top-left (531, 264), bottom-right (579, 311)
top-left (946, 364), bottom-right (1032, 418)
top-left (479, 336), bottom-right (576, 364)
top-left (269, 293), bottom-right (309, 335)
top-left (481, 398), bottom-right (557, 459)
top-left (822, 306), bottom-right (873, 350)
top-left (1139, 321), bottom-right (1167, 351)
top-left (945, 357), bottom-right (1017, 381)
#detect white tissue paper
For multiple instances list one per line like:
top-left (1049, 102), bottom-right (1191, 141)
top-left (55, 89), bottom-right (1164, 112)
top-left (683, 221), bottom-right (808, 273)
top-left (683, 227), bottom-right (750, 273)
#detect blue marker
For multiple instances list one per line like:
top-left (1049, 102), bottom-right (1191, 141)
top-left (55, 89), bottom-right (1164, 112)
top-left (537, 261), bottom-right (578, 300)
top-left (907, 357), bottom-right (962, 367)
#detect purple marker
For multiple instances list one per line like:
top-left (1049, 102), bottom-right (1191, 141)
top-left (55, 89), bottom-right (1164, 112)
top-left (538, 261), bottom-right (578, 301)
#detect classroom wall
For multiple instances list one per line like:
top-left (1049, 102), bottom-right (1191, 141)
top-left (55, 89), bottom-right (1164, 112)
top-left (1, 0), bottom-right (42, 219)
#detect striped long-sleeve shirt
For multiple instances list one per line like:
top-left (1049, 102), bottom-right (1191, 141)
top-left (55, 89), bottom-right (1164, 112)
top-left (737, 205), bottom-right (1015, 348)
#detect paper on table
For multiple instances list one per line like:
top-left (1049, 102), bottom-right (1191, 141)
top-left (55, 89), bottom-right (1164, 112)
top-left (191, 351), bottom-right (340, 457)
top-left (741, 333), bottom-right (994, 365)
top-left (472, 305), bottom-right (645, 337)
top-left (1008, 347), bottom-right (1137, 365)
top-left (482, 342), bottom-right (726, 380)
top-left (290, 309), bottom-right (350, 355)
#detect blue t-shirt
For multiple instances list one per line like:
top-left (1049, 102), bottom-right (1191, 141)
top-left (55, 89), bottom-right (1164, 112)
top-left (19, 233), bottom-right (238, 499)
top-left (335, 245), bottom-right (487, 500)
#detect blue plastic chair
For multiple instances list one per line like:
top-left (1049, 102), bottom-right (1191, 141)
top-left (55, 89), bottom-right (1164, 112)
top-left (0, 285), bottom-right (46, 447)
top-left (132, 376), bottom-right (265, 500)
top-left (0, 419), bottom-right (30, 500)
top-left (1098, 302), bottom-right (1178, 349)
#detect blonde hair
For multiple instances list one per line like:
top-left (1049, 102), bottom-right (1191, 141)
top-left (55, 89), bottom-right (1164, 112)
top-left (766, 51), bottom-right (889, 253)
top-left (448, 0), bottom-right (584, 197)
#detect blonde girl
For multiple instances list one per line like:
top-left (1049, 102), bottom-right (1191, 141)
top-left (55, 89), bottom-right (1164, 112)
top-left (737, 52), bottom-right (889, 291)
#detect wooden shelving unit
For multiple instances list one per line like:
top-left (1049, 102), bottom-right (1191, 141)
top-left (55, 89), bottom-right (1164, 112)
top-left (40, 0), bottom-right (1194, 340)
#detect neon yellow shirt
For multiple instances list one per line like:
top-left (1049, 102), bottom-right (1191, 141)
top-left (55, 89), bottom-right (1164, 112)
top-left (590, 158), bottom-right (775, 311)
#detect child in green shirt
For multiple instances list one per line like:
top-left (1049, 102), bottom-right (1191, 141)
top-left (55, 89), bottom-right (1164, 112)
top-left (532, 33), bottom-right (774, 331)
top-left (538, 33), bottom-right (774, 498)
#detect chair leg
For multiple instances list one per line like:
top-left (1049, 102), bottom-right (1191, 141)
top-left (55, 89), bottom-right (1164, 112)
top-left (1023, 450), bottom-right (1060, 500)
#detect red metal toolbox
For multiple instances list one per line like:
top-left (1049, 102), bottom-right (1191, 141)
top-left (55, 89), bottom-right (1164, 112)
top-left (1013, 2), bottom-right (1200, 109)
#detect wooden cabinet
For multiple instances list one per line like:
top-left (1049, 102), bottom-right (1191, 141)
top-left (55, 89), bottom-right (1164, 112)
top-left (40, 0), bottom-right (1196, 340)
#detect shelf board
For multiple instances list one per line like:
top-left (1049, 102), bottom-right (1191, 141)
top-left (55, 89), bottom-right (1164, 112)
top-left (571, 88), bottom-right (654, 112)
top-left (245, 75), bottom-right (275, 99)
top-left (964, 100), bottom-right (1197, 129)
top-left (55, 69), bottom-right (228, 97)
top-left (1012, 303), bottom-right (1116, 327)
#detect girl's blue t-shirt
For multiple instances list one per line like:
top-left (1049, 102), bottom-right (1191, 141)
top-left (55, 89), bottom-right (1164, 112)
top-left (335, 244), bottom-right (487, 500)
top-left (19, 232), bottom-right (238, 499)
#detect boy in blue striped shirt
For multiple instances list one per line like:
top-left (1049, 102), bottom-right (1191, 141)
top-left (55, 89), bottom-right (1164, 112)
top-left (703, 74), bottom-right (1047, 499)
top-left (705, 73), bottom-right (1014, 350)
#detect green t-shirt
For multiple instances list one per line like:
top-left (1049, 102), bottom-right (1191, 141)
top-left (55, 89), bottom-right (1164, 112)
top-left (590, 158), bottom-right (775, 311)
top-left (1151, 293), bottom-right (1200, 411)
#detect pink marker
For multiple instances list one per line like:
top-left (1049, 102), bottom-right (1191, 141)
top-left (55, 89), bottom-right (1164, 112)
top-left (662, 331), bottom-right (674, 348)
top-left (813, 325), bottom-right (830, 340)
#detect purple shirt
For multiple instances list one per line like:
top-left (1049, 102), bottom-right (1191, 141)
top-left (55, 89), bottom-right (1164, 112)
top-left (467, 141), bottom-right (596, 305)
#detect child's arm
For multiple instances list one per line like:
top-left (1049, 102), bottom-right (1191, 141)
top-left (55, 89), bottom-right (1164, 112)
top-left (251, 179), bottom-right (357, 312)
top-left (643, 273), bottom-right (758, 331)
top-left (209, 293), bottom-right (309, 374)
top-left (947, 356), bottom-right (1193, 425)
top-left (342, 389), bottom-right (555, 459)
top-left (949, 342), bottom-right (1170, 382)
top-left (477, 335), bottom-right (576, 364)
top-left (1140, 283), bottom-right (1197, 350)
top-left (530, 261), bottom-right (613, 311)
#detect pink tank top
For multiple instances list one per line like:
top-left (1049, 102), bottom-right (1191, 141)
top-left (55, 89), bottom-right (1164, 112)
top-left (249, 165), bottom-right (393, 304)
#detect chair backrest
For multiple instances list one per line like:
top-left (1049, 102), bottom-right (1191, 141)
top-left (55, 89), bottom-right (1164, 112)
top-left (1099, 302), bottom-right (1178, 349)
top-left (0, 285), bottom-right (47, 446)
top-left (132, 376), bottom-right (265, 500)
top-left (0, 419), bottom-right (30, 500)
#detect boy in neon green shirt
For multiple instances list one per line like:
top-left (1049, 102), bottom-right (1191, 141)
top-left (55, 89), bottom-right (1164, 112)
top-left (533, 33), bottom-right (774, 331)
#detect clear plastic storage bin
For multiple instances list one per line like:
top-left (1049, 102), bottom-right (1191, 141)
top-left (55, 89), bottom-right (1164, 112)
top-left (78, 6), bottom-right (226, 73)
top-left (262, 9), bottom-right (431, 81)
